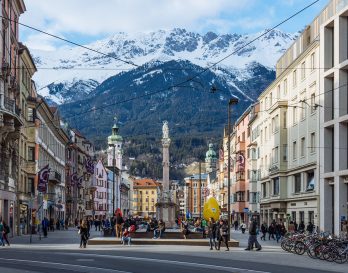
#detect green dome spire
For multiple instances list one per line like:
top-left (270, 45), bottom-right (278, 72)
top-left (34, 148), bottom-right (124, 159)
top-left (108, 117), bottom-right (123, 144)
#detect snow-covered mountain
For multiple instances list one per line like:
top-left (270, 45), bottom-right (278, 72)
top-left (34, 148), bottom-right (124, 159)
top-left (31, 28), bottom-right (296, 104)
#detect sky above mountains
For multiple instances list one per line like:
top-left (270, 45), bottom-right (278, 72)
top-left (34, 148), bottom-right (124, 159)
top-left (20, 0), bottom-right (328, 51)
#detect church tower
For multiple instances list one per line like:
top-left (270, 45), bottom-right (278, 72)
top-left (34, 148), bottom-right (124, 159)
top-left (107, 119), bottom-right (123, 170)
top-left (205, 143), bottom-right (217, 173)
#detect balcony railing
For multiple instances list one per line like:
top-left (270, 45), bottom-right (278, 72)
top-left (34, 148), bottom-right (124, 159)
top-left (0, 94), bottom-right (21, 117)
top-left (49, 171), bottom-right (62, 183)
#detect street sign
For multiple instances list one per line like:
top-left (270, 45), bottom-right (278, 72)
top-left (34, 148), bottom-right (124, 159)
top-left (243, 208), bottom-right (249, 213)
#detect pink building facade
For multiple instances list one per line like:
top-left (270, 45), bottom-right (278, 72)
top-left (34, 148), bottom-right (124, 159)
top-left (92, 160), bottom-right (108, 217)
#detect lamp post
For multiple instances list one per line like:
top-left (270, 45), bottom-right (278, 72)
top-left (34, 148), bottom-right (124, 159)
top-left (108, 144), bottom-right (116, 214)
top-left (227, 98), bottom-right (238, 241)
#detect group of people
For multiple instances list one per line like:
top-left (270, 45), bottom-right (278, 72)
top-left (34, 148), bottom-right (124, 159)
top-left (0, 219), bottom-right (10, 246)
top-left (206, 218), bottom-right (230, 251)
top-left (147, 219), bottom-right (166, 239)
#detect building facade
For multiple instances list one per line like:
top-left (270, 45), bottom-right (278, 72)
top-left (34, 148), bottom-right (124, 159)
top-left (132, 178), bottom-right (160, 218)
top-left (92, 160), bottom-right (108, 217)
top-left (36, 103), bottom-right (69, 222)
top-left (319, 0), bottom-right (348, 234)
top-left (0, 0), bottom-right (26, 234)
top-left (17, 43), bottom-right (37, 234)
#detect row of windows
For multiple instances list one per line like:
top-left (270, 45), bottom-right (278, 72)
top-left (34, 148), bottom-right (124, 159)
top-left (261, 170), bottom-right (315, 198)
top-left (261, 53), bottom-right (316, 112)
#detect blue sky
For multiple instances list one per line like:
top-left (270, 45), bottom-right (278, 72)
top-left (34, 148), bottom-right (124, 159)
top-left (20, 0), bottom-right (328, 51)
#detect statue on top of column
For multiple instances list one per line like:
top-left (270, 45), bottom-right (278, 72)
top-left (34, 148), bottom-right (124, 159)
top-left (162, 121), bottom-right (169, 139)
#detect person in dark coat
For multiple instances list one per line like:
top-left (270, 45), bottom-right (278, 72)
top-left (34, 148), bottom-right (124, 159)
top-left (207, 218), bottom-right (217, 250)
top-left (217, 219), bottom-right (229, 251)
top-left (78, 220), bottom-right (89, 248)
top-left (260, 223), bottom-right (267, 241)
top-left (245, 217), bottom-right (261, 251)
top-left (42, 217), bottom-right (49, 237)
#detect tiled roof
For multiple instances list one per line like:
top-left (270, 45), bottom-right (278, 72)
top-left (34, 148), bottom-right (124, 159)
top-left (133, 178), bottom-right (161, 188)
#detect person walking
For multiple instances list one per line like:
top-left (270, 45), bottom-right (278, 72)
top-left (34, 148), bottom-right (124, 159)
top-left (240, 222), bottom-right (247, 234)
top-left (207, 218), bottom-right (217, 250)
top-left (1, 221), bottom-right (10, 246)
top-left (268, 223), bottom-right (275, 240)
top-left (245, 217), bottom-right (261, 251)
top-left (233, 220), bottom-right (239, 231)
top-left (217, 219), bottom-right (229, 251)
top-left (0, 220), bottom-right (4, 246)
top-left (42, 217), bottom-right (49, 238)
top-left (78, 220), bottom-right (89, 248)
top-left (260, 223), bottom-right (267, 241)
top-left (115, 214), bottom-right (124, 238)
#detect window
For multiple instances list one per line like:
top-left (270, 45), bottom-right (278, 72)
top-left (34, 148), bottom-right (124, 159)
top-left (277, 85), bottom-right (280, 100)
top-left (293, 70), bottom-right (297, 87)
top-left (310, 52), bottom-right (315, 71)
top-left (273, 178), bottom-right (279, 195)
top-left (151, 191), bottom-right (154, 194)
top-left (300, 137), bottom-right (305, 157)
top-left (310, 93), bottom-right (316, 114)
top-left (27, 107), bottom-right (34, 122)
top-left (269, 92), bottom-right (273, 106)
top-left (283, 111), bottom-right (287, 128)
top-left (301, 61), bottom-right (306, 80)
top-left (283, 144), bottom-right (288, 161)
top-left (262, 183), bottom-right (267, 198)
top-left (293, 107), bottom-right (297, 125)
top-left (293, 141), bottom-right (297, 160)
top-left (294, 174), bottom-right (301, 193)
top-left (306, 171), bottom-right (315, 191)
top-left (300, 100), bottom-right (306, 120)
top-left (28, 147), bottom-right (35, 161)
top-left (283, 79), bottom-right (288, 96)
top-left (28, 177), bottom-right (34, 194)
top-left (272, 146), bottom-right (279, 163)
top-left (250, 192), bottom-right (258, 203)
top-left (310, 133), bottom-right (316, 153)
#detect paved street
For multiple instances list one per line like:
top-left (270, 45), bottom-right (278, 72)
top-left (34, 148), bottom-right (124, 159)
top-left (0, 229), bottom-right (347, 273)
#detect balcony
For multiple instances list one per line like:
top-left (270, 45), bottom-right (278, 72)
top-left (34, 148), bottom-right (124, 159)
top-left (235, 141), bottom-right (245, 153)
top-left (49, 171), bottom-right (62, 184)
top-left (235, 172), bottom-right (245, 182)
top-left (234, 181), bottom-right (246, 192)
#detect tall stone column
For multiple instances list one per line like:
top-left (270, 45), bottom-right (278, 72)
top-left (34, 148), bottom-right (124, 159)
top-left (157, 121), bottom-right (176, 227)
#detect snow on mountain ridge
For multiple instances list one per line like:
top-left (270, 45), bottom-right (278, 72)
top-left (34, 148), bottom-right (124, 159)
top-left (32, 28), bottom-right (296, 104)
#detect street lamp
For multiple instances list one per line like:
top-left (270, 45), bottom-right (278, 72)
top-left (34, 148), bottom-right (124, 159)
top-left (108, 143), bottom-right (116, 214)
top-left (227, 97), bottom-right (238, 241)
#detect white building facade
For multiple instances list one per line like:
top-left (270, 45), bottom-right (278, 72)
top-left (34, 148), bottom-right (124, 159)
top-left (319, 0), bottom-right (348, 234)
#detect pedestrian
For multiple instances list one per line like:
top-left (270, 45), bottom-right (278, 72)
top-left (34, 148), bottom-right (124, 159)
top-left (0, 220), bottom-right (4, 246)
top-left (1, 221), bottom-right (10, 246)
top-left (260, 223), bottom-right (267, 241)
top-left (78, 220), bottom-right (89, 248)
top-left (233, 220), bottom-right (239, 231)
top-left (153, 219), bottom-right (165, 239)
top-left (288, 221), bottom-right (295, 234)
top-left (275, 221), bottom-right (282, 243)
top-left (268, 223), bottom-right (275, 240)
top-left (115, 214), bottom-right (124, 238)
top-left (245, 216), bottom-right (262, 251)
top-left (181, 220), bottom-right (189, 239)
top-left (298, 221), bottom-right (305, 233)
top-left (64, 219), bottom-right (68, 230)
top-left (207, 217), bottom-right (217, 250)
top-left (294, 221), bottom-right (298, 232)
top-left (121, 227), bottom-right (132, 246)
top-left (201, 218), bottom-right (207, 238)
top-left (240, 222), bottom-right (247, 234)
top-left (42, 217), bottom-right (49, 237)
top-left (217, 219), bottom-right (229, 251)
top-left (306, 222), bottom-right (314, 234)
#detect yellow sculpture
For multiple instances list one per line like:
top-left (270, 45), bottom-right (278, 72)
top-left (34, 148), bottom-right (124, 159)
top-left (203, 197), bottom-right (221, 221)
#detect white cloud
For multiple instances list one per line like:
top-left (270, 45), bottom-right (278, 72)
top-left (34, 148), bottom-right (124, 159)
top-left (20, 0), bottom-right (255, 50)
